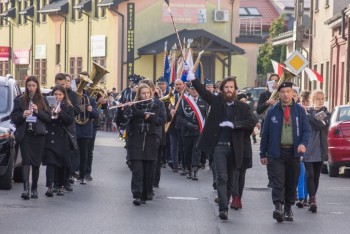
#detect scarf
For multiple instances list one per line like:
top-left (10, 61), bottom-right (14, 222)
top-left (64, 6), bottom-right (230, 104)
top-left (123, 99), bottom-right (155, 133)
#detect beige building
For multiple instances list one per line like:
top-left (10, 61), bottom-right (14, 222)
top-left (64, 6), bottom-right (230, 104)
top-left (0, 0), bottom-right (256, 91)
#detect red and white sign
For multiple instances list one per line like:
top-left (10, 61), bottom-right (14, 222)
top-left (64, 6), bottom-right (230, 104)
top-left (162, 0), bottom-right (206, 24)
top-left (0, 46), bottom-right (10, 58)
top-left (13, 49), bottom-right (30, 65)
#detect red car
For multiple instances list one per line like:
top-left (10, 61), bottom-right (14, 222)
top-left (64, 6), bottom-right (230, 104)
top-left (327, 105), bottom-right (350, 177)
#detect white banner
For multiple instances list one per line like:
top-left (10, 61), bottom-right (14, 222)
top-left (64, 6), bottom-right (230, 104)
top-left (91, 35), bottom-right (106, 57)
top-left (35, 44), bottom-right (46, 59)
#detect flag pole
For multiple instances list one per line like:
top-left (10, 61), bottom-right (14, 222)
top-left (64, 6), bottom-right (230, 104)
top-left (161, 41), bottom-right (168, 76)
top-left (164, 0), bottom-right (185, 58)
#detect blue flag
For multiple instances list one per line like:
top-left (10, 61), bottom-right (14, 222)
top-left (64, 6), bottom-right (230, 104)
top-left (195, 63), bottom-right (201, 81)
top-left (163, 55), bottom-right (171, 84)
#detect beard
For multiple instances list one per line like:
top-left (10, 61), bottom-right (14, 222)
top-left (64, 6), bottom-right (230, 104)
top-left (223, 91), bottom-right (236, 102)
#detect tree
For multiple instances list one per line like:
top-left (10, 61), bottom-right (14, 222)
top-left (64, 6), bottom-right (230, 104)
top-left (257, 15), bottom-right (287, 75)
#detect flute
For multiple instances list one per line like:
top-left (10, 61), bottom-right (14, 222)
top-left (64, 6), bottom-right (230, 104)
top-left (108, 98), bottom-right (153, 110)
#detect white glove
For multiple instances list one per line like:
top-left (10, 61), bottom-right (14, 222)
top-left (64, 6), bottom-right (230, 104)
top-left (219, 121), bottom-right (234, 129)
top-left (187, 71), bottom-right (196, 81)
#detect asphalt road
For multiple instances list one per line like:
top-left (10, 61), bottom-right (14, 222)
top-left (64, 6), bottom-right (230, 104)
top-left (1, 131), bottom-right (350, 234)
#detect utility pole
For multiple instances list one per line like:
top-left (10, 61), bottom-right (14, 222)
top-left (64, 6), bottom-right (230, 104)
top-left (294, 0), bottom-right (304, 52)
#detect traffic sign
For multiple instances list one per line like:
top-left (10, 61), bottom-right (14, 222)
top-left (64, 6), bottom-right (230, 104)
top-left (284, 50), bottom-right (309, 75)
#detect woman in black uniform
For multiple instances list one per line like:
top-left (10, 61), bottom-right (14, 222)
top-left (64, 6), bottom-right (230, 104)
top-left (11, 76), bottom-right (51, 200)
top-left (43, 85), bottom-right (75, 197)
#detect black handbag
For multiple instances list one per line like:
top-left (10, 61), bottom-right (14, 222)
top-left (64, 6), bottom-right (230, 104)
top-left (34, 119), bottom-right (47, 135)
top-left (63, 126), bottom-right (78, 151)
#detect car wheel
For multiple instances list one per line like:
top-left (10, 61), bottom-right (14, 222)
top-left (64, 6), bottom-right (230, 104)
top-left (13, 166), bottom-right (23, 183)
top-left (321, 162), bottom-right (328, 174)
top-left (0, 152), bottom-right (14, 190)
top-left (328, 163), bottom-right (339, 177)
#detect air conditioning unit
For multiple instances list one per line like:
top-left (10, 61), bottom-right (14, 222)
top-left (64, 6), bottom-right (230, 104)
top-left (214, 10), bottom-right (229, 22)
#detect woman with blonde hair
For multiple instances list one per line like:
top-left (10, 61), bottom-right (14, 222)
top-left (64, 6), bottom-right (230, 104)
top-left (117, 83), bottom-right (161, 205)
top-left (303, 90), bottom-right (330, 213)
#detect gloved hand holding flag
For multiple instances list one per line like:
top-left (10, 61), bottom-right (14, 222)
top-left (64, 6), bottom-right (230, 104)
top-left (181, 61), bottom-right (196, 82)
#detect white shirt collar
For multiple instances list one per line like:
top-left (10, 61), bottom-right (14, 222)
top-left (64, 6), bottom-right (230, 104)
top-left (226, 101), bottom-right (234, 106)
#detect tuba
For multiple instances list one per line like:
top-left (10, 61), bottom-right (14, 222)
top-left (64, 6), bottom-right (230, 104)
top-left (87, 62), bottom-right (109, 99)
top-left (261, 67), bottom-right (298, 117)
top-left (76, 74), bottom-right (93, 125)
top-left (160, 88), bottom-right (175, 106)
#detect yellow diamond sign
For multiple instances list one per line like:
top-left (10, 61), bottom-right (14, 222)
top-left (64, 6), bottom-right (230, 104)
top-left (284, 50), bottom-right (309, 75)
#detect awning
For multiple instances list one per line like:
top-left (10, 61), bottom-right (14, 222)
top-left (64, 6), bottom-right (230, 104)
top-left (19, 5), bottom-right (35, 17)
top-left (0, 7), bottom-right (16, 18)
top-left (97, 0), bottom-right (128, 7)
top-left (138, 29), bottom-right (245, 56)
top-left (37, 0), bottom-right (69, 14)
top-left (74, 0), bottom-right (92, 11)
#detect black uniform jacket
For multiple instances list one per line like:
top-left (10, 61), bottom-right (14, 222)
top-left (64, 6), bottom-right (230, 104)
top-left (191, 79), bottom-right (257, 169)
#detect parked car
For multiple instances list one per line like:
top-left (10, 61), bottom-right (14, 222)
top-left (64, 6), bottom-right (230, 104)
top-left (241, 87), bottom-right (266, 110)
top-left (0, 75), bottom-right (22, 189)
top-left (327, 104), bottom-right (350, 177)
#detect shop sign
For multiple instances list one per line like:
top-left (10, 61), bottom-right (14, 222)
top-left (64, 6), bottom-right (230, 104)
top-left (13, 49), bottom-right (30, 65)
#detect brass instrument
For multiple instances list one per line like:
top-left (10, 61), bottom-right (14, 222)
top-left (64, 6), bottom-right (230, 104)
top-left (87, 62), bottom-right (110, 109)
top-left (261, 67), bottom-right (298, 117)
top-left (51, 101), bottom-right (61, 119)
top-left (76, 74), bottom-right (93, 125)
top-left (160, 88), bottom-right (175, 106)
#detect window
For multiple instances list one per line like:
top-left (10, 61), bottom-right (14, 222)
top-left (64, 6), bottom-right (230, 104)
top-left (325, 0), bottom-right (329, 7)
top-left (42, 0), bottom-right (47, 22)
top-left (71, 0), bottom-right (76, 20)
top-left (23, 1), bottom-right (28, 24)
top-left (101, 6), bottom-right (106, 18)
top-left (34, 59), bottom-right (47, 84)
top-left (0, 3), bottom-right (3, 27)
top-left (56, 44), bottom-right (60, 65)
top-left (69, 57), bottom-right (83, 78)
top-left (313, 20), bottom-right (316, 38)
top-left (0, 61), bottom-right (9, 76)
top-left (92, 57), bottom-right (107, 84)
top-left (17, 0), bottom-right (22, 25)
top-left (315, 0), bottom-right (319, 11)
top-left (36, 0), bottom-right (40, 23)
top-left (239, 7), bottom-right (261, 17)
top-left (313, 64), bottom-right (317, 90)
top-left (77, 0), bottom-right (82, 20)
top-left (94, 0), bottom-right (99, 18)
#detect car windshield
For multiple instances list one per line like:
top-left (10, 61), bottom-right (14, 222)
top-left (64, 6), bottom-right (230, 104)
top-left (338, 107), bottom-right (350, 121)
top-left (0, 86), bottom-right (10, 113)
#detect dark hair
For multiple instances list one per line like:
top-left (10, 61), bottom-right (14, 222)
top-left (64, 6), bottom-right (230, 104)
top-left (300, 90), bottom-right (311, 100)
top-left (112, 87), bottom-right (116, 91)
top-left (237, 93), bottom-right (247, 101)
top-left (246, 92), bottom-right (252, 97)
top-left (219, 76), bottom-right (238, 91)
top-left (268, 73), bottom-right (280, 81)
top-left (23, 76), bottom-right (47, 111)
top-left (139, 79), bottom-right (155, 91)
top-left (55, 73), bottom-right (66, 82)
top-left (52, 85), bottom-right (72, 107)
top-left (65, 73), bottom-right (72, 80)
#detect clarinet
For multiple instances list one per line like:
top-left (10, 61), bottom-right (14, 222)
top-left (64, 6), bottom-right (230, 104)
top-left (27, 92), bottom-right (34, 131)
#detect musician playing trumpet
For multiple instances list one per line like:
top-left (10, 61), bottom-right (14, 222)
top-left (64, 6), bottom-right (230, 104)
top-left (42, 85), bottom-right (75, 197)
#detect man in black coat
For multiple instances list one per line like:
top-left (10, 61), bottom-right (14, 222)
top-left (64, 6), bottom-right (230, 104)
top-left (187, 73), bottom-right (257, 220)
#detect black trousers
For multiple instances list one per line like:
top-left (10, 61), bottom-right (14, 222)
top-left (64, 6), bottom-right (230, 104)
top-left (153, 143), bottom-right (162, 187)
top-left (232, 167), bottom-right (247, 197)
top-left (46, 164), bottom-right (65, 188)
top-left (86, 127), bottom-right (98, 176)
top-left (78, 138), bottom-right (90, 180)
top-left (183, 135), bottom-right (200, 171)
top-left (269, 148), bottom-right (300, 206)
top-left (131, 160), bottom-right (154, 200)
top-left (304, 161), bottom-right (323, 197)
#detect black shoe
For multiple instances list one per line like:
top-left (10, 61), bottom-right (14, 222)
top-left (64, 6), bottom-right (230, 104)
top-left (180, 169), bottom-right (187, 176)
top-left (192, 171), bottom-right (198, 180)
top-left (85, 175), bottom-right (93, 181)
top-left (73, 172), bottom-right (80, 180)
top-left (52, 186), bottom-right (59, 193)
top-left (45, 188), bottom-right (54, 197)
top-left (273, 203), bottom-right (284, 223)
top-left (21, 191), bottom-right (30, 200)
top-left (214, 197), bottom-right (219, 204)
top-left (68, 177), bottom-right (74, 184)
top-left (219, 211), bottom-right (228, 220)
top-left (186, 171), bottom-right (192, 179)
top-left (284, 210), bottom-right (294, 221)
top-left (64, 183), bottom-right (73, 192)
top-left (267, 181), bottom-right (273, 188)
top-left (133, 198), bottom-right (141, 206)
top-left (213, 182), bottom-right (217, 191)
top-left (31, 188), bottom-right (38, 199)
top-left (80, 178), bottom-right (86, 185)
top-left (57, 187), bottom-right (64, 196)
top-left (296, 199), bottom-right (304, 208)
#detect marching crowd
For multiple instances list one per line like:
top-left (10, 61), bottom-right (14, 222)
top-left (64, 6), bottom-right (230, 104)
top-left (10, 66), bottom-right (330, 223)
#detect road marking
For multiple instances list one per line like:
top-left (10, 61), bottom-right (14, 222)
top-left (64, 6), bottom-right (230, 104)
top-left (167, 197), bottom-right (199, 200)
top-left (330, 212), bottom-right (345, 215)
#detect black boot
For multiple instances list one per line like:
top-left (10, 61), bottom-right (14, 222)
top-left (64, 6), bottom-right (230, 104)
top-left (186, 171), bottom-right (192, 179)
top-left (31, 187), bottom-right (38, 199)
top-left (21, 165), bottom-right (30, 200)
top-left (284, 204), bottom-right (294, 221)
top-left (273, 202), bottom-right (284, 223)
top-left (45, 187), bottom-right (54, 197)
top-left (252, 135), bottom-right (257, 144)
top-left (192, 169), bottom-right (198, 181)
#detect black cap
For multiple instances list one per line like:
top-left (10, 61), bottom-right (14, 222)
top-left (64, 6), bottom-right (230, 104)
top-left (277, 82), bottom-right (293, 92)
top-left (128, 74), bottom-right (139, 81)
top-left (185, 82), bottom-right (192, 88)
top-left (204, 79), bottom-right (213, 86)
top-left (157, 76), bottom-right (167, 83)
top-left (237, 93), bottom-right (247, 101)
top-left (169, 82), bottom-right (175, 88)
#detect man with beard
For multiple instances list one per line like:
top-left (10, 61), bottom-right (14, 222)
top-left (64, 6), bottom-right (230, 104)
top-left (185, 73), bottom-right (257, 220)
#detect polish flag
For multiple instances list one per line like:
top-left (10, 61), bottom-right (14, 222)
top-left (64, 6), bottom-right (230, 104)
top-left (271, 60), bottom-right (284, 76)
top-left (304, 67), bottom-right (323, 83)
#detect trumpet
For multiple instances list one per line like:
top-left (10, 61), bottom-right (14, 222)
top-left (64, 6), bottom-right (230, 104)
top-left (51, 101), bottom-right (61, 119)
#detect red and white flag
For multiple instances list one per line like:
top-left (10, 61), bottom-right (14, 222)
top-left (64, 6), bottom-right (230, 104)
top-left (271, 59), bottom-right (284, 76)
top-left (182, 94), bottom-right (205, 133)
top-left (304, 67), bottom-right (323, 83)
